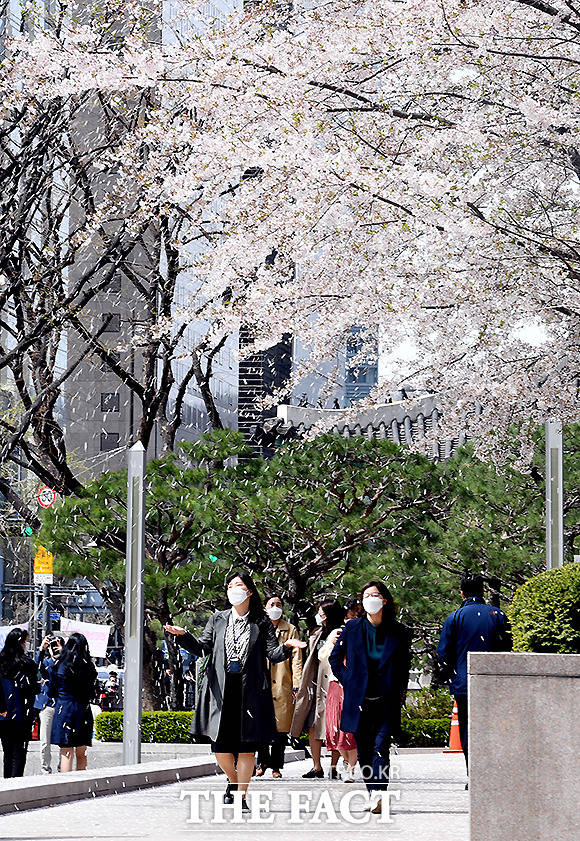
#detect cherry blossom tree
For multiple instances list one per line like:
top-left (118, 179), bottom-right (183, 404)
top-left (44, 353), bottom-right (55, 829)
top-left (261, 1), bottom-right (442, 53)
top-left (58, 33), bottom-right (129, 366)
top-left (3, 0), bottom-right (579, 710)
top-left (0, 0), bottom-right (231, 518)
top-left (2, 0), bottom-right (579, 473)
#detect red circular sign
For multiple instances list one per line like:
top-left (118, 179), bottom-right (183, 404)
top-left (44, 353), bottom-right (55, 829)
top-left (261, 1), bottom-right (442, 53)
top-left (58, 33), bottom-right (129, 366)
top-left (37, 487), bottom-right (57, 508)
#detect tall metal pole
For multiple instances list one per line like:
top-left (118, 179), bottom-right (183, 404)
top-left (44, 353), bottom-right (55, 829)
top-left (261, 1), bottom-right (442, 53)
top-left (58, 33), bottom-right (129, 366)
top-left (0, 537), bottom-right (4, 623)
top-left (123, 441), bottom-right (146, 765)
top-left (32, 586), bottom-right (39, 652)
top-left (545, 419), bottom-right (564, 569)
top-left (42, 583), bottom-right (52, 637)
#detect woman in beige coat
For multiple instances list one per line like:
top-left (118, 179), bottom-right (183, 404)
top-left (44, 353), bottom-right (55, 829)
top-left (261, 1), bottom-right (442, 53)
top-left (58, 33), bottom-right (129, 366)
top-left (256, 596), bottom-right (304, 778)
top-left (290, 599), bottom-right (345, 779)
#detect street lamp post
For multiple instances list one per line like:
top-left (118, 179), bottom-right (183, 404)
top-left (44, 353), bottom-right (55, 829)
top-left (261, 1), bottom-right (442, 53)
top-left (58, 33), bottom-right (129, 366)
top-left (32, 586), bottom-right (39, 652)
top-left (123, 442), bottom-right (146, 765)
top-left (41, 583), bottom-right (52, 637)
top-left (545, 419), bottom-right (564, 569)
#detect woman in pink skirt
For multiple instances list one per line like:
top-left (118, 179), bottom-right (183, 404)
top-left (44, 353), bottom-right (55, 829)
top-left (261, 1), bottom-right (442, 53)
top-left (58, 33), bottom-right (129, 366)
top-left (319, 599), bottom-right (362, 781)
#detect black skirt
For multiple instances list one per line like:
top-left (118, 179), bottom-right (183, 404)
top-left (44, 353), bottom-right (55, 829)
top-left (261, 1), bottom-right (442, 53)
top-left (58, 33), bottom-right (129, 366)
top-left (210, 673), bottom-right (260, 754)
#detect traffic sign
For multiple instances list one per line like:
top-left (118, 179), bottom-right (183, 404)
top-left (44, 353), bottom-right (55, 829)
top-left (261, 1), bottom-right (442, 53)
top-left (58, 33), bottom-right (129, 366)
top-left (34, 545), bottom-right (54, 583)
top-left (37, 487), bottom-right (57, 509)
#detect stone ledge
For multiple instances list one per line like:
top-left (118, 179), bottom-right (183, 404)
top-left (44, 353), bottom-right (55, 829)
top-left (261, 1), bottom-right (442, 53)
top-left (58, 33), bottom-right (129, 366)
top-left (468, 651), bottom-right (580, 677)
top-left (0, 750), bottom-right (305, 814)
top-left (22, 740), bottom-right (212, 776)
top-left (393, 748), bottom-right (448, 754)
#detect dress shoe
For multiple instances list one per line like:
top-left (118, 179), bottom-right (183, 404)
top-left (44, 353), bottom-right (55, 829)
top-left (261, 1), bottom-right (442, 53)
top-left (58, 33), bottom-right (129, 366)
top-left (302, 767), bottom-right (324, 779)
top-left (272, 769), bottom-right (282, 779)
top-left (255, 766), bottom-right (266, 777)
top-left (329, 767), bottom-right (339, 780)
top-left (224, 782), bottom-right (237, 804)
top-left (241, 796), bottom-right (250, 812)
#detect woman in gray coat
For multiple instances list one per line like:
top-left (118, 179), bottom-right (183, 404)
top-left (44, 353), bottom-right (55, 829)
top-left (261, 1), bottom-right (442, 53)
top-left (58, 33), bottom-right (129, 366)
top-left (165, 571), bottom-right (305, 810)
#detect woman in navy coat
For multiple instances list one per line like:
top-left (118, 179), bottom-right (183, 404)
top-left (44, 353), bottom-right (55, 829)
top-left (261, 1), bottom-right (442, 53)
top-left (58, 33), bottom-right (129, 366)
top-left (329, 580), bottom-right (411, 809)
top-left (49, 633), bottom-right (98, 772)
top-left (0, 628), bottom-right (39, 777)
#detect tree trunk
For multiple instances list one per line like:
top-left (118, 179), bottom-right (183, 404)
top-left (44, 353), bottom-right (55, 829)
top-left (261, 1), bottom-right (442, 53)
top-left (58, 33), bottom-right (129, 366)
top-left (96, 585), bottom-right (166, 710)
top-left (164, 631), bottom-right (186, 711)
top-left (142, 625), bottom-right (167, 710)
top-left (0, 477), bottom-right (41, 529)
top-left (424, 633), bottom-right (447, 688)
top-left (156, 589), bottom-right (186, 711)
top-left (287, 573), bottom-right (308, 628)
top-left (487, 576), bottom-right (501, 608)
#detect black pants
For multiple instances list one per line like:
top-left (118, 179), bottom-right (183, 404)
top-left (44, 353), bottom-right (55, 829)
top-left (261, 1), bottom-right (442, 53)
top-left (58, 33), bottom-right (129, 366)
top-left (354, 697), bottom-right (391, 792)
top-left (257, 731), bottom-right (287, 771)
top-left (0, 726), bottom-right (29, 778)
top-left (455, 694), bottom-right (468, 770)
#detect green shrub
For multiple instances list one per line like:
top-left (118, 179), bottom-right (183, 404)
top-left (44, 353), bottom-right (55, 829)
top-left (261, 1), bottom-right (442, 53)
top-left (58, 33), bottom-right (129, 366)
top-left (399, 717), bottom-right (449, 747)
top-left (95, 711), bottom-right (194, 743)
top-left (403, 687), bottom-right (453, 720)
top-left (95, 712), bottom-right (122, 742)
top-left (95, 707), bottom-right (451, 748)
top-left (296, 717), bottom-right (449, 749)
top-left (510, 563), bottom-right (580, 653)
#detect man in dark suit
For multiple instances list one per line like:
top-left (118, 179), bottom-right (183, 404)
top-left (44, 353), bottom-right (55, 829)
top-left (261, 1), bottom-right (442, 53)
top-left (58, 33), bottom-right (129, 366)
top-left (438, 574), bottom-right (512, 781)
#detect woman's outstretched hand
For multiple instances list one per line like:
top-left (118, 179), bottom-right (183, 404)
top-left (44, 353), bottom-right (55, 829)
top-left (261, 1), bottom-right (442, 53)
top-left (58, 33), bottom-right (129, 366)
top-left (164, 625), bottom-right (186, 636)
top-left (284, 638), bottom-right (307, 649)
top-left (328, 628), bottom-right (342, 645)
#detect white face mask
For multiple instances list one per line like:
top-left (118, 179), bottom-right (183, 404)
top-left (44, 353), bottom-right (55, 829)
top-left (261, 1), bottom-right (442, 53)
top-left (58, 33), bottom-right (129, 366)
top-left (227, 586), bottom-right (249, 606)
top-left (266, 606), bottom-right (283, 621)
top-left (315, 613), bottom-right (324, 626)
top-left (363, 595), bottom-right (384, 615)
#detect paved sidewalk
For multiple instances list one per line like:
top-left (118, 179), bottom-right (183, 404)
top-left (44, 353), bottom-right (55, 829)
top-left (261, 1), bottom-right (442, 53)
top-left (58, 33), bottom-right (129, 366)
top-left (0, 753), bottom-right (469, 840)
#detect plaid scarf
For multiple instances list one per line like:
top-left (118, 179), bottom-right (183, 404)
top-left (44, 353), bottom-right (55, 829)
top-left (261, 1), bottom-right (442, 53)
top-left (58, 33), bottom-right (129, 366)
top-left (224, 610), bottom-right (251, 671)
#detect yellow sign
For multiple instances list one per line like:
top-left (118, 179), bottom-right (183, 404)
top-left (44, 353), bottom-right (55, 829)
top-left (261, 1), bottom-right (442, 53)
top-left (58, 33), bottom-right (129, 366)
top-left (34, 546), bottom-right (54, 582)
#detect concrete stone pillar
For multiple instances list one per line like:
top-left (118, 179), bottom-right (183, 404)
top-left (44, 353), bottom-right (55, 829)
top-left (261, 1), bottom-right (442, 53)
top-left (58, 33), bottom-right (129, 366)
top-left (469, 652), bottom-right (580, 841)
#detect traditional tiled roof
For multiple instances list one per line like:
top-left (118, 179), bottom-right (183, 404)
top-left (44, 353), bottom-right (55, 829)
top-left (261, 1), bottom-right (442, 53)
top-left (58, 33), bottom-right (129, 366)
top-left (250, 395), bottom-right (467, 460)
